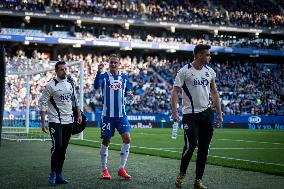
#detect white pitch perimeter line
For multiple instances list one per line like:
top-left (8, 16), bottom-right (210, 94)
top-left (134, 133), bottom-right (284, 146)
top-left (82, 139), bottom-right (284, 167)
top-left (210, 147), bottom-right (284, 150)
top-left (215, 138), bottom-right (284, 145)
top-left (208, 155), bottom-right (284, 167)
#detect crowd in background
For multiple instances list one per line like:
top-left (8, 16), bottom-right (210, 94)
top-left (212, 0), bottom-right (283, 29)
top-left (157, 57), bottom-right (284, 115)
top-left (1, 27), bottom-right (283, 50)
top-left (5, 50), bottom-right (284, 117)
top-left (0, 0), bottom-right (283, 29)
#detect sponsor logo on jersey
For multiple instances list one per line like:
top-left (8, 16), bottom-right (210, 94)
top-left (59, 93), bottom-right (72, 101)
top-left (110, 81), bottom-right (122, 90)
top-left (193, 77), bottom-right (209, 87)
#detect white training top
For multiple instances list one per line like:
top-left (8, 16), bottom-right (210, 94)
top-left (38, 77), bottom-right (79, 124)
top-left (173, 63), bottom-right (216, 114)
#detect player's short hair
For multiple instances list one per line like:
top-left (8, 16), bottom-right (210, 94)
top-left (193, 44), bottom-right (211, 57)
top-left (55, 61), bottom-right (66, 71)
top-left (109, 54), bottom-right (120, 60)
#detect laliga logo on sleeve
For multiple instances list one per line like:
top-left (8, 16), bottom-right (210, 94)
top-left (110, 81), bottom-right (122, 90)
top-left (248, 116), bottom-right (261, 123)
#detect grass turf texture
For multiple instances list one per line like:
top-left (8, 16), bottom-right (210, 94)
top-left (69, 128), bottom-right (284, 176)
top-left (1, 139), bottom-right (284, 189)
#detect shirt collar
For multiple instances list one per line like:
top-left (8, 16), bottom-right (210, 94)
top-left (56, 76), bottom-right (67, 82)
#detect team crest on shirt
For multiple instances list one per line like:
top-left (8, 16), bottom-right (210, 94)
top-left (110, 81), bottom-right (122, 90)
top-left (205, 72), bottom-right (209, 77)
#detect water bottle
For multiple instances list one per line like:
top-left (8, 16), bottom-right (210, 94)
top-left (125, 91), bottom-right (134, 105)
top-left (171, 122), bottom-right (179, 139)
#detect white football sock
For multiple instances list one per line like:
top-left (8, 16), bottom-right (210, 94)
top-left (119, 143), bottom-right (130, 168)
top-left (100, 144), bottom-right (109, 170)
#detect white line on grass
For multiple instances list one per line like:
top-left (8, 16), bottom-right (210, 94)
top-left (135, 132), bottom-right (284, 145)
top-left (216, 130), bottom-right (284, 134)
top-left (215, 138), bottom-right (284, 145)
top-left (208, 155), bottom-right (284, 167)
top-left (210, 147), bottom-right (284, 150)
top-left (135, 132), bottom-right (171, 136)
top-left (82, 139), bottom-right (284, 167)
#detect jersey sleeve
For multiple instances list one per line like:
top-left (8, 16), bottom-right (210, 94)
top-left (38, 83), bottom-right (52, 111)
top-left (94, 71), bottom-right (104, 90)
top-left (209, 67), bottom-right (216, 81)
top-left (173, 68), bottom-right (185, 88)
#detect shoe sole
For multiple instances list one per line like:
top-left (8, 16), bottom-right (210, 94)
top-left (102, 176), bottom-right (111, 180)
top-left (56, 182), bottom-right (68, 184)
top-left (118, 174), bottom-right (132, 180)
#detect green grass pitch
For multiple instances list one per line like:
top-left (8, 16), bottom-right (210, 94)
top-left (71, 128), bottom-right (284, 176)
top-left (1, 128), bottom-right (284, 189)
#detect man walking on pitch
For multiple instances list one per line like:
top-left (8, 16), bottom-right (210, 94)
top-left (39, 61), bottom-right (82, 186)
top-left (94, 54), bottom-right (133, 180)
top-left (171, 44), bottom-right (223, 189)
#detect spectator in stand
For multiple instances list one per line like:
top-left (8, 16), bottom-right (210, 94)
top-left (4, 50), bottom-right (284, 117)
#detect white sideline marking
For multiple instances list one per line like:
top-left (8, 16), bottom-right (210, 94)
top-left (82, 139), bottom-right (284, 167)
top-left (135, 132), bottom-right (284, 146)
top-left (215, 138), bottom-right (284, 145)
top-left (208, 155), bottom-right (284, 167)
top-left (210, 147), bottom-right (284, 150)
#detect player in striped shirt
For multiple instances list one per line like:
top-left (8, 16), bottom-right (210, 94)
top-left (94, 54), bottom-right (133, 180)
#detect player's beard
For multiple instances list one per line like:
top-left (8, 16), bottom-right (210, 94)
top-left (58, 73), bottom-right (66, 80)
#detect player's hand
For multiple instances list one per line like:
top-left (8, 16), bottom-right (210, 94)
top-left (42, 125), bottom-right (48, 133)
top-left (98, 63), bottom-right (104, 72)
top-left (171, 111), bottom-right (179, 122)
top-left (77, 114), bottom-right (82, 124)
top-left (215, 113), bottom-right (223, 128)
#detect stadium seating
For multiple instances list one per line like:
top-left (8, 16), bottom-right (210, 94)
top-left (0, 0), bottom-right (283, 29)
top-left (5, 52), bottom-right (284, 116)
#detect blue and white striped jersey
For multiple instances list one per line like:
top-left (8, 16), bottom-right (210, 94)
top-left (94, 71), bottom-right (132, 118)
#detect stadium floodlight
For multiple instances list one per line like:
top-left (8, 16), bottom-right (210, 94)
top-left (120, 47), bottom-right (132, 51)
top-left (24, 16), bottom-right (30, 23)
top-left (170, 26), bottom-right (175, 33)
top-left (123, 23), bottom-right (130, 30)
top-left (76, 19), bottom-right (82, 27)
top-left (214, 29), bottom-right (218, 36)
top-left (166, 49), bottom-right (176, 53)
top-left (249, 54), bottom-right (259, 57)
top-left (255, 32), bottom-right (259, 38)
top-left (73, 44), bottom-right (81, 48)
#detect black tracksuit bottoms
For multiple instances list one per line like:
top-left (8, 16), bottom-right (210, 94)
top-left (49, 122), bottom-right (73, 175)
top-left (179, 108), bottom-right (214, 180)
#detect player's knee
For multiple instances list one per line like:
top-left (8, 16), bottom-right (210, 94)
top-left (122, 135), bottom-right (131, 144)
top-left (188, 141), bottom-right (197, 149)
top-left (102, 139), bottom-right (110, 146)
